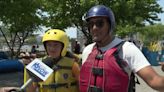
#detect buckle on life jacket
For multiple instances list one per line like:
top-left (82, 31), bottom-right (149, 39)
top-left (89, 86), bottom-right (102, 92)
top-left (40, 82), bottom-right (77, 89)
top-left (95, 54), bottom-right (103, 60)
top-left (52, 65), bottom-right (72, 71)
top-left (53, 65), bottom-right (59, 71)
top-left (92, 67), bottom-right (103, 76)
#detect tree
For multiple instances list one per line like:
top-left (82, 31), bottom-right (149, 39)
top-left (0, 0), bottom-right (43, 58)
top-left (0, 0), bottom-right (163, 58)
top-left (40, 0), bottom-right (163, 44)
top-left (140, 24), bottom-right (164, 46)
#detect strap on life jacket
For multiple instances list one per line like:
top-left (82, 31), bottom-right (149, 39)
top-left (89, 85), bottom-right (102, 92)
top-left (39, 82), bottom-right (77, 89)
top-left (114, 41), bottom-right (140, 92)
top-left (92, 67), bottom-right (103, 76)
top-left (91, 53), bottom-right (104, 76)
top-left (86, 48), bottom-right (104, 92)
top-left (52, 65), bottom-right (72, 71)
top-left (95, 54), bottom-right (104, 60)
top-left (114, 41), bottom-right (128, 73)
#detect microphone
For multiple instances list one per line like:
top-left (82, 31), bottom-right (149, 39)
top-left (10, 58), bottom-right (54, 92)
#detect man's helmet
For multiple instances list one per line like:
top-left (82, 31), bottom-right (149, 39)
top-left (85, 5), bottom-right (115, 32)
top-left (42, 29), bottom-right (69, 56)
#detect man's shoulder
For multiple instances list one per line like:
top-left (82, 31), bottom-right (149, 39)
top-left (122, 41), bottom-right (139, 50)
top-left (81, 43), bottom-right (96, 64)
top-left (83, 43), bottom-right (96, 52)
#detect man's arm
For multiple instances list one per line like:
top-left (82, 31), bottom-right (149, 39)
top-left (137, 65), bottom-right (164, 91)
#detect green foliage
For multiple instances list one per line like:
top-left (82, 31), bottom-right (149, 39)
top-left (139, 24), bottom-right (164, 46)
top-left (0, 0), bottom-right (163, 57)
top-left (116, 24), bottom-right (164, 46)
top-left (0, 0), bottom-right (43, 58)
top-left (26, 35), bottom-right (37, 44)
top-left (112, 0), bottom-right (163, 27)
top-left (116, 25), bottom-right (136, 38)
top-left (0, 0), bottom-right (163, 37)
top-left (0, 0), bottom-right (42, 32)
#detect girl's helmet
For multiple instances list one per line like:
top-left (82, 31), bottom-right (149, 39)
top-left (42, 29), bottom-right (69, 56)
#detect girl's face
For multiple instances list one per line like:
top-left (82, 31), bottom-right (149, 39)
top-left (45, 41), bottom-right (63, 58)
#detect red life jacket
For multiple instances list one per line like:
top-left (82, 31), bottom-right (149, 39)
top-left (80, 45), bottom-right (129, 92)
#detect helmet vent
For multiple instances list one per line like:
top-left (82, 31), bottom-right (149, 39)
top-left (54, 32), bottom-right (57, 34)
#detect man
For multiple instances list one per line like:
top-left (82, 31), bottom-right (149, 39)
top-left (79, 5), bottom-right (164, 92)
top-left (73, 40), bottom-right (81, 54)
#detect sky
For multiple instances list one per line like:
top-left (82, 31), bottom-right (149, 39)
top-left (65, 27), bottom-right (77, 38)
top-left (157, 0), bottom-right (164, 23)
top-left (37, 0), bottom-right (164, 38)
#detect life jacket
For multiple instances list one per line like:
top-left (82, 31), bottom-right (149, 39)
top-left (24, 57), bottom-right (78, 92)
top-left (80, 42), bottom-right (130, 92)
top-left (39, 57), bottom-right (79, 92)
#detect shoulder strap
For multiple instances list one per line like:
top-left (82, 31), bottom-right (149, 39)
top-left (113, 41), bottom-right (128, 73)
top-left (115, 41), bottom-right (125, 53)
top-left (114, 41), bottom-right (140, 92)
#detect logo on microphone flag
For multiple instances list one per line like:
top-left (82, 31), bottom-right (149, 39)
top-left (26, 58), bottom-right (53, 81)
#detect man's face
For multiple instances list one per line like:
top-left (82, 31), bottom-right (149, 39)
top-left (87, 17), bottom-right (110, 43)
